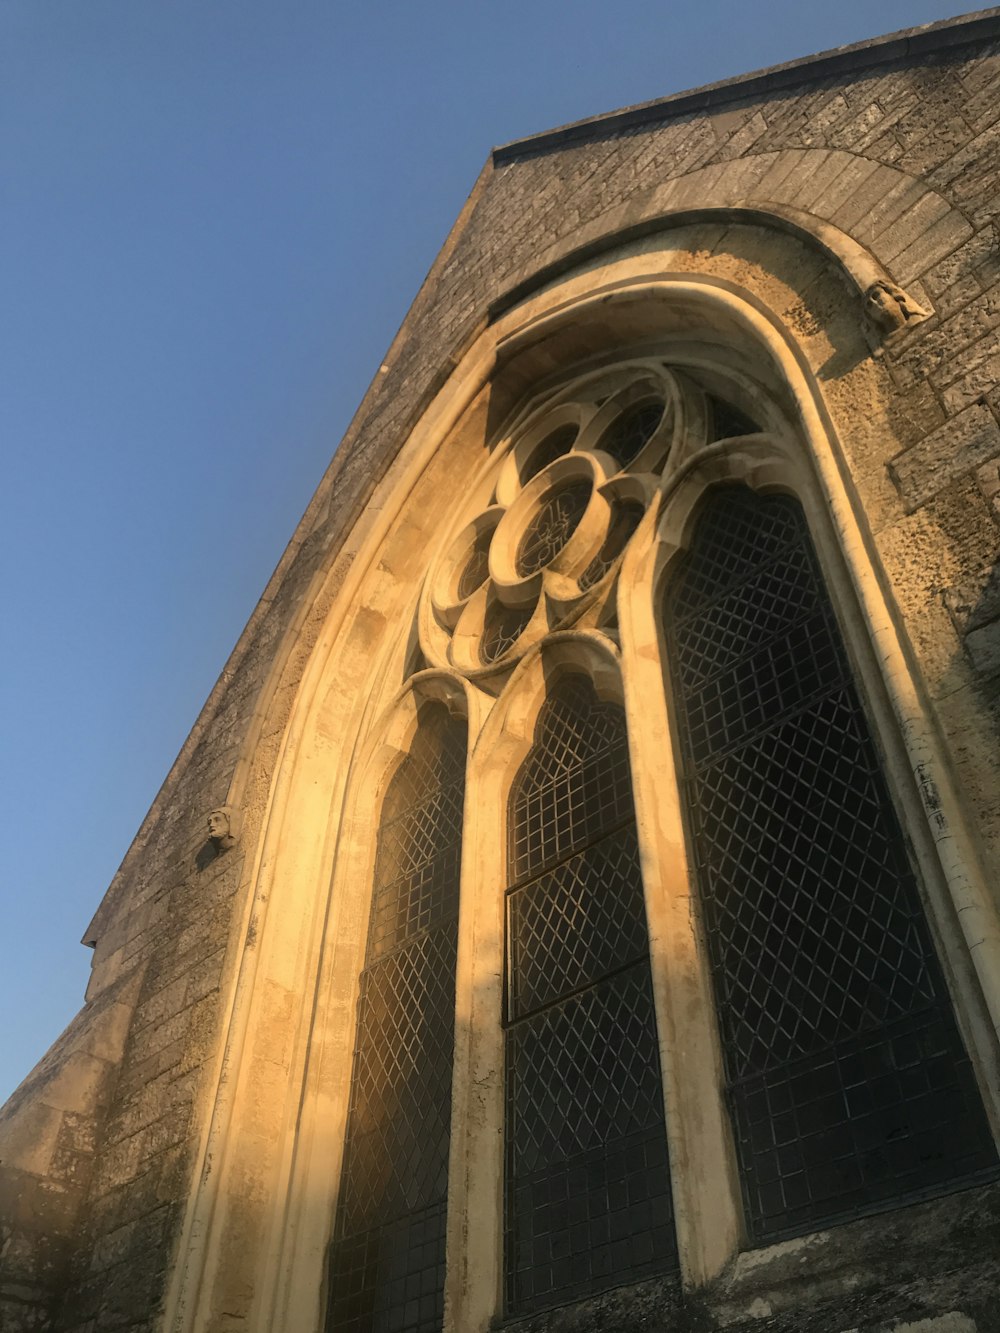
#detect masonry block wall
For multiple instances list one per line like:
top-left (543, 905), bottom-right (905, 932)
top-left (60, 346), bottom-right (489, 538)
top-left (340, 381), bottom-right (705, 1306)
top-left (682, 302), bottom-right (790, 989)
top-left (3, 12), bottom-right (1000, 1333)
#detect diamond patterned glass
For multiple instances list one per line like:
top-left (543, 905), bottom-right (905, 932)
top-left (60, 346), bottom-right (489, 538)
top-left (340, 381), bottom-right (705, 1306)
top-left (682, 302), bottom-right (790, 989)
top-left (509, 677), bottom-right (634, 884)
top-left (505, 676), bottom-right (677, 1314)
top-left (327, 703), bottom-right (467, 1333)
top-left (508, 825), bottom-right (649, 1020)
top-left (664, 487), bottom-right (997, 1241)
top-left (516, 480), bottom-right (592, 576)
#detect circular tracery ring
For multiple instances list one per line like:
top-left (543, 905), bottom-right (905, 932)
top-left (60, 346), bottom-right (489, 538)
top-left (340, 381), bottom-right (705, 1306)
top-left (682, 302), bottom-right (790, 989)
top-left (421, 363), bottom-right (724, 675)
top-left (515, 479), bottom-right (592, 576)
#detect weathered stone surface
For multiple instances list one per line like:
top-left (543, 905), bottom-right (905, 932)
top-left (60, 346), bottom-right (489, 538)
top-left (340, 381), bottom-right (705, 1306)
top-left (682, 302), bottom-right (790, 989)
top-left (495, 1188), bottom-right (1000, 1332)
top-left (889, 402), bottom-right (1000, 509)
top-left (5, 12), bottom-right (1000, 1333)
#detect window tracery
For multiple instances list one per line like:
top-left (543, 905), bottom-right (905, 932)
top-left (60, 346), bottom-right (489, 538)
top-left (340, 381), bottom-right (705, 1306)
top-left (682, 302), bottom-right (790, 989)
top-left (324, 349), bottom-right (997, 1333)
top-left (515, 479), bottom-right (592, 577)
top-left (419, 360), bottom-right (766, 682)
top-left (420, 363), bottom-right (696, 676)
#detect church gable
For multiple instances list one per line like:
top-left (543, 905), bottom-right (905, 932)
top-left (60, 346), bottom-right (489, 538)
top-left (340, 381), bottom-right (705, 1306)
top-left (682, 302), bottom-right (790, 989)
top-left (4, 15), bottom-right (1000, 1333)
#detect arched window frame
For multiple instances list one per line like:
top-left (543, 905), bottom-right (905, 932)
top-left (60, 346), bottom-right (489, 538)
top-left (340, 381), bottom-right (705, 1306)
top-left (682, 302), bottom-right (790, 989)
top-left (617, 403), bottom-right (1000, 1284)
top-left (451, 633), bottom-right (656, 1330)
top-left (349, 351), bottom-right (1000, 1327)
top-left (271, 671), bottom-right (482, 1332)
top-left (185, 262), bottom-right (1000, 1333)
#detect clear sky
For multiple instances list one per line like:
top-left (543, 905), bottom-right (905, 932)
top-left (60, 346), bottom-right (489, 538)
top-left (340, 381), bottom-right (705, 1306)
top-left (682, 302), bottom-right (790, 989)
top-left (0, 0), bottom-right (979, 1102)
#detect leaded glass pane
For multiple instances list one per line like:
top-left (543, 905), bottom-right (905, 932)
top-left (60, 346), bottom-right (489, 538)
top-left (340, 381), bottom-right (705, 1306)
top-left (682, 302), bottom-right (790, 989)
top-left (522, 424), bottom-right (578, 483)
top-left (579, 500), bottom-right (645, 591)
top-left (665, 487), bottom-right (997, 1241)
top-left (457, 527), bottom-right (493, 600)
top-left (507, 825), bottom-right (649, 1020)
top-left (327, 703), bottom-right (466, 1333)
top-left (509, 677), bottom-right (633, 883)
top-left (481, 589), bottom-right (534, 665)
top-left (505, 676), bottom-right (677, 1315)
top-left (599, 400), bottom-right (664, 468)
top-left (516, 481), bottom-right (592, 576)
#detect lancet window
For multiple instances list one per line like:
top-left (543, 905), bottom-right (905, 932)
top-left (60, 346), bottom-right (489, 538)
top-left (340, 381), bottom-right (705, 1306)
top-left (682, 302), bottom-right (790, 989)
top-left (663, 486), bottom-right (998, 1239)
top-left (326, 702), bottom-right (467, 1333)
top-left (503, 673), bottom-right (677, 1314)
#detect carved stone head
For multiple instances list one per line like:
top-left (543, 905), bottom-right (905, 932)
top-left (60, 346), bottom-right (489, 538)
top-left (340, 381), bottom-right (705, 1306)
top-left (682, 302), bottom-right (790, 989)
top-left (864, 279), bottom-right (927, 335)
top-left (207, 805), bottom-right (238, 849)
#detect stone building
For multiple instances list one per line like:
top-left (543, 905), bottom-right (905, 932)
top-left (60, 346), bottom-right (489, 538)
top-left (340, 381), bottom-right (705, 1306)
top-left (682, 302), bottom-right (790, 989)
top-left (4, 10), bottom-right (1000, 1332)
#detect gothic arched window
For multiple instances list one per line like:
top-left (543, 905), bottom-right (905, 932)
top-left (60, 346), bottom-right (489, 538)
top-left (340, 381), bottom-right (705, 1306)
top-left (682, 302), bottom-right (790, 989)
top-left (326, 701), bottom-right (467, 1333)
top-left (503, 673), bottom-right (677, 1315)
top-left (664, 487), bottom-right (997, 1241)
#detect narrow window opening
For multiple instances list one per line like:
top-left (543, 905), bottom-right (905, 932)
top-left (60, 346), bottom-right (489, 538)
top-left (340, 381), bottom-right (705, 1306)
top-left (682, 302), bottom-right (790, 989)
top-left (664, 486), bottom-right (997, 1241)
top-left (326, 702), bottom-right (467, 1333)
top-left (504, 674), bottom-right (678, 1314)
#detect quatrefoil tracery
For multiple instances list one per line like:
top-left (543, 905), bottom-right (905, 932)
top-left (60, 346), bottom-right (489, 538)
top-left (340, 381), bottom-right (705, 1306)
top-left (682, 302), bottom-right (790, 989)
top-left (420, 363), bottom-right (758, 677)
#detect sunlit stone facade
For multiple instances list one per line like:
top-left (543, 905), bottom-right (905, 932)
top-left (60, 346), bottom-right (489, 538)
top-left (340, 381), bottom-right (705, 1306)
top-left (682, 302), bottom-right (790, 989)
top-left (4, 13), bottom-right (1000, 1333)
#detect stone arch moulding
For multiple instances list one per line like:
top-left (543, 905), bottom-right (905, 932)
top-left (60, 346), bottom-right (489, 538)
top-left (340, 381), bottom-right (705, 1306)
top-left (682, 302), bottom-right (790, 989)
top-left (490, 149), bottom-right (973, 336)
top-left (162, 260), bottom-right (1000, 1333)
top-left (162, 665), bottom-right (485, 1333)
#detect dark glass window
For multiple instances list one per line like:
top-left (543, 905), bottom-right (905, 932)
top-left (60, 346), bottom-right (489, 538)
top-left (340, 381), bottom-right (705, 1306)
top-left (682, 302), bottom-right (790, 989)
top-left (599, 400), bottom-right (665, 468)
top-left (327, 702), bottom-right (467, 1333)
top-left (522, 424), bottom-right (578, 483)
top-left (579, 499), bottom-right (645, 591)
top-left (516, 480), bottom-right (592, 576)
top-left (457, 526), bottom-right (493, 600)
top-left (481, 590), bottom-right (535, 665)
top-left (504, 675), bottom-right (677, 1315)
top-left (707, 395), bottom-right (759, 441)
top-left (664, 487), bottom-right (997, 1242)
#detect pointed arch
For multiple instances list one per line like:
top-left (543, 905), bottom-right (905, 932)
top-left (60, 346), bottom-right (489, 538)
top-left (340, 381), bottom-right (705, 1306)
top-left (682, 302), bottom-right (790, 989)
top-left (663, 485), bottom-right (997, 1240)
top-left (503, 669), bottom-right (677, 1313)
top-left (325, 675), bottom-right (472, 1333)
top-left (163, 238), bottom-right (1000, 1333)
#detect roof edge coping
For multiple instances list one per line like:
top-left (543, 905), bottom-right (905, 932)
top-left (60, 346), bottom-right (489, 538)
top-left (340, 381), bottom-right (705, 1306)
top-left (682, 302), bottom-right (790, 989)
top-left (493, 8), bottom-right (1000, 163)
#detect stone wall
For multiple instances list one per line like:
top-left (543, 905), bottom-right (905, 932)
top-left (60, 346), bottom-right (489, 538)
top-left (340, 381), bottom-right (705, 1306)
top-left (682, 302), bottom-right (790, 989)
top-left (3, 13), bottom-right (1000, 1331)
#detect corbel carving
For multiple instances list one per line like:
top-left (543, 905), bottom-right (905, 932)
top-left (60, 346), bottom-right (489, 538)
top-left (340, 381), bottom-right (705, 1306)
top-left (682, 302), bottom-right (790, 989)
top-left (863, 278), bottom-right (929, 338)
top-left (206, 805), bottom-right (241, 851)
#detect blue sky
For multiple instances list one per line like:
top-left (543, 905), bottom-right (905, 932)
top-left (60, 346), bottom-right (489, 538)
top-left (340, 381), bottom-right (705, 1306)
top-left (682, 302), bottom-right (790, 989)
top-left (0, 0), bottom-right (977, 1101)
